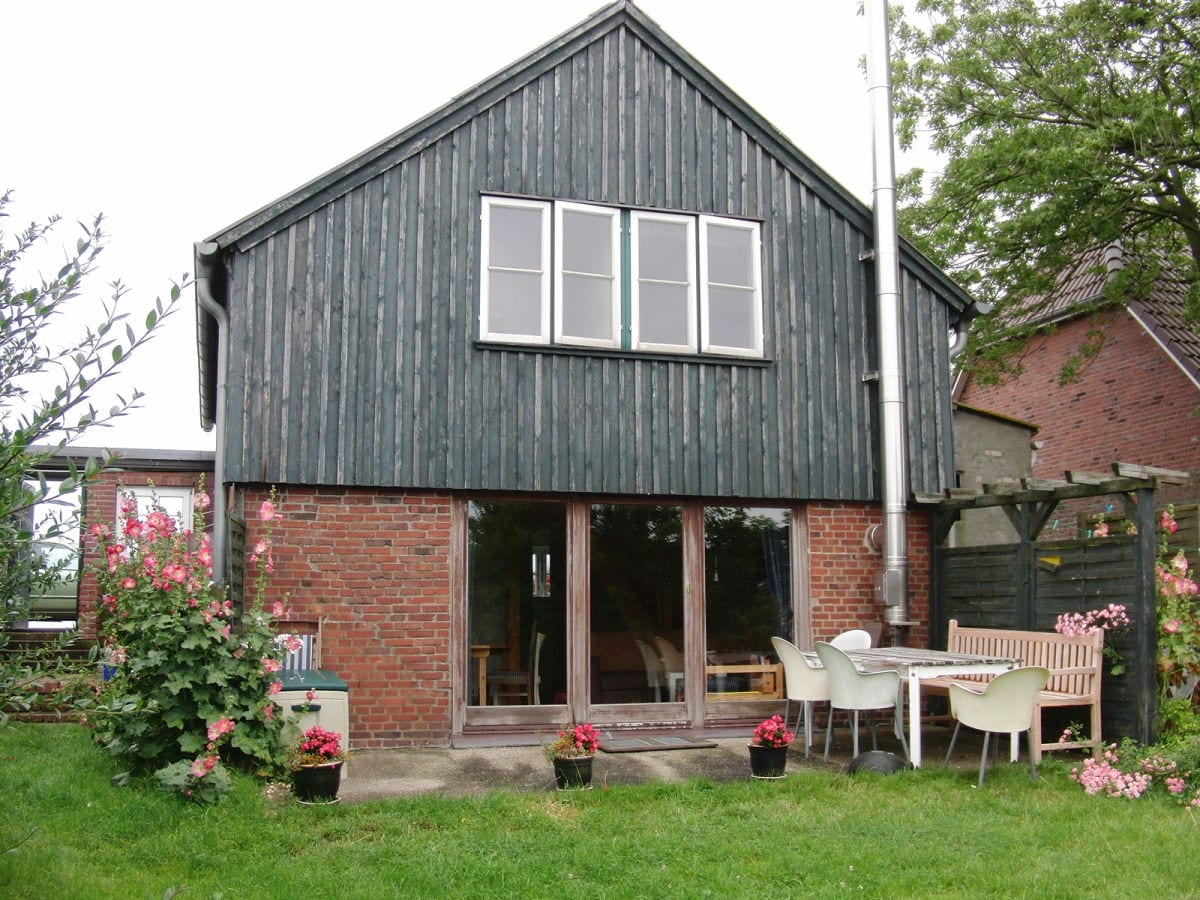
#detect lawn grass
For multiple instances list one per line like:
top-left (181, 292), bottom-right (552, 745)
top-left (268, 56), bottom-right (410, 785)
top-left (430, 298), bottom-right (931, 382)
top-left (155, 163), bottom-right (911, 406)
top-left (2, 722), bottom-right (1198, 898)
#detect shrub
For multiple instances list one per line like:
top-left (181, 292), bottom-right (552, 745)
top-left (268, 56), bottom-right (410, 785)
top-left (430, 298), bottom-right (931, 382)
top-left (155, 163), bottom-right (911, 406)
top-left (84, 489), bottom-right (290, 801)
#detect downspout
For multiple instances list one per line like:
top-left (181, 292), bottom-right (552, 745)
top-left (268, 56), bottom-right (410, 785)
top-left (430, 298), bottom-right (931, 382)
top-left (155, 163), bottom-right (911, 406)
top-left (864, 0), bottom-right (910, 639)
top-left (194, 242), bottom-right (228, 585)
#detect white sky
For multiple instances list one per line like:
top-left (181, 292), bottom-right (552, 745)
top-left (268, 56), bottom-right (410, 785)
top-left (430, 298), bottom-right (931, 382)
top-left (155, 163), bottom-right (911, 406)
top-left (3, 1), bottom-right (919, 453)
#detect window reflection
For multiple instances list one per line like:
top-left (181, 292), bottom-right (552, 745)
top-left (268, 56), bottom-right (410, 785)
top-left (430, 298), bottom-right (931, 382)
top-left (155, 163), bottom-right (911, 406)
top-left (704, 507), bottom-right (791, 694)
top-left (590, 504), bottom-right (683, 703)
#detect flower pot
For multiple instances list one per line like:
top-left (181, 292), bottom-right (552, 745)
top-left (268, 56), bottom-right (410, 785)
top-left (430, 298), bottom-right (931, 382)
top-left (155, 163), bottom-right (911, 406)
top-left (552, 755), bottom-right (594, 790)
top-left (293, 761), bottom-right (344, 803)
top-left (748, 743), bottom-right (789, 779)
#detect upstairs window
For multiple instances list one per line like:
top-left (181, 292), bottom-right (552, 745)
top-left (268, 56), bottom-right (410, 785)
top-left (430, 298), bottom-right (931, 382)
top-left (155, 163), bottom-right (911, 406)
top-left (480, 196), bottom-right (762, 358)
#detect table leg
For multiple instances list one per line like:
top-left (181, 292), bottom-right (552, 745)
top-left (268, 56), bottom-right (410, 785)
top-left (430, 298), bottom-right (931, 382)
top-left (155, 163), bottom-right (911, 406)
top-left (908, 671), bottom-right (922, 767)
top-left (477, 654), bottom-right (488, 706)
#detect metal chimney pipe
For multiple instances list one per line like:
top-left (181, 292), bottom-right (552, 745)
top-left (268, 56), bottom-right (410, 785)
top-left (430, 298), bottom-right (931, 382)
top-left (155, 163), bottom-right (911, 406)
top-left (864, 0), bottom-right (910, 635)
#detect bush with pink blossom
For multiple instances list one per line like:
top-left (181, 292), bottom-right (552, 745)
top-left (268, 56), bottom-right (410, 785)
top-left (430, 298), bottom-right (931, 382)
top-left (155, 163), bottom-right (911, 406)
top-left (84, 487), bottom-right (291, 801)
top-left (1065, 736), bottom-right (1200, 809)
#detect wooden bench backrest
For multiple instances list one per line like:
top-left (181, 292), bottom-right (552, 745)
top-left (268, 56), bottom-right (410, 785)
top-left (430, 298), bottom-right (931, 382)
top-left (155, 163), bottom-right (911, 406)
top-left (947, 619), bottom-right (1103, 697)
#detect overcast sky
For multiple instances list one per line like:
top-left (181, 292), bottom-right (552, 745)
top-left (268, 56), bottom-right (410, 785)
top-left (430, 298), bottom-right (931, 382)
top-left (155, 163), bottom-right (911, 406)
top-left (4, 1), bottom-right (914, 453)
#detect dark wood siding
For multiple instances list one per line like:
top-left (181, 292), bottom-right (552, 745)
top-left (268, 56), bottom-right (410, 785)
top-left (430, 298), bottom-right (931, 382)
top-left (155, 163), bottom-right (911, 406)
top-left (220, 24), bottom-right (959, 501)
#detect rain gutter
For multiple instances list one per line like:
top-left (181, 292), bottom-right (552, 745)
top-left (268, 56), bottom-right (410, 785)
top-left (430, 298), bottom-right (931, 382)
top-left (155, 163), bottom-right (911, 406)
top-left (193, 241), bottom-right (228, 585)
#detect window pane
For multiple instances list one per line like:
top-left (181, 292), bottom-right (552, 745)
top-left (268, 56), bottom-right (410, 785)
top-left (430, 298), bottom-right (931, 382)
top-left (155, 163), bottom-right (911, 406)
top-left (704, 507), bottom-right (792, 697)
top-left (489, 205), bottom-right (544, 270)
top-left (706, 222), bottom-right (753, 286)
top-left (562, 209), bottom-right (613, 275)
top-left (488, 270), bottom-right (544, 335)
top-left (468, 500), bottom-right (567, 707)
top-left (561, 274), bottom-right (614, 340)
top-left (638, 282), bottom-right (690, 346)
top-left (706, 285), bottom-right (755, 350)
top-left (638, 219), bottom-right (689, 282)
top-left (590, 504), bottom-right (684, 704)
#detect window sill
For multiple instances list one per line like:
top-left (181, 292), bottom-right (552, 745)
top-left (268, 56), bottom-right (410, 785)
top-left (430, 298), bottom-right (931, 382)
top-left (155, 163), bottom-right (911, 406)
top-left (474, 342), bottom-right (773, 367)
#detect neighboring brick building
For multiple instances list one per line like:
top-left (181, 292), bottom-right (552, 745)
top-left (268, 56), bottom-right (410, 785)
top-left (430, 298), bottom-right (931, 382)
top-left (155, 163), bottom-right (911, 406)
top-left (959, 245), bottom-right (1199, 516)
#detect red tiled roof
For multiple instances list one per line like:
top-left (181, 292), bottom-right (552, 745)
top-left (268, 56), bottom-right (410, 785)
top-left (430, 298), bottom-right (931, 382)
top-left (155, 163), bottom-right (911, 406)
top-left (1008, 244), bottom-right (1199, 385)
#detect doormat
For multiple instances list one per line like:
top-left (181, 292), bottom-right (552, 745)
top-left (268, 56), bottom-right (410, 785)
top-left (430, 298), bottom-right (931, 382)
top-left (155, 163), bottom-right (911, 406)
top-left (598, 736), bottom-right (718, 753)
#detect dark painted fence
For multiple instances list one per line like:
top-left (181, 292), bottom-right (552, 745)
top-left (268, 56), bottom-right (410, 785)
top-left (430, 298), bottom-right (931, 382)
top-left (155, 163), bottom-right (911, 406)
top-left (934, 533), bottom-right (1155, 746)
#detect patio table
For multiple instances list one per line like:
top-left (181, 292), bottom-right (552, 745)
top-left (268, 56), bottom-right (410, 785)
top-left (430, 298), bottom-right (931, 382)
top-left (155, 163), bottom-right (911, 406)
top-left (805, 646), bottom-right (1021, 767)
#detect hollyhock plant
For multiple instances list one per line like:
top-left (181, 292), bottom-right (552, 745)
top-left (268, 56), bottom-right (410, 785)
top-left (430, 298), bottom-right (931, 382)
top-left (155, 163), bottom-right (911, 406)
top-left (88, 484), bottom-right (291, 802)
top-left (1156, 506), bottom-right (1200, 701)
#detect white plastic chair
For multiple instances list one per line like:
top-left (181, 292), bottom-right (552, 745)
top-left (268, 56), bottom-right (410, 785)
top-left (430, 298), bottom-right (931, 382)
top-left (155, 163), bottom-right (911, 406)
top-left (635, 638), bottom-right (666, 702)
top-left (771, 636), bottom-right (830, 757)
top-left (945, 665), bottom-right (1050, 787)
top-left (830, 628), bottom-right (872, 650)
top-left (816, 641), bottom-right (908, 762)
top-left (653, 636), bottom-right (684, 672)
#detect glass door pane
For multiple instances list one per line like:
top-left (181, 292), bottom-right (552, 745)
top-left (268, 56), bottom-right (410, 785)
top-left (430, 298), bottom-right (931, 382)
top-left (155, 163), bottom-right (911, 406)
top-left (589, 504), bottom-right (684, 705)
top-left (704, 507), bottom-right (792, 705)
top-left (467, 500), bottom-right (567, 709)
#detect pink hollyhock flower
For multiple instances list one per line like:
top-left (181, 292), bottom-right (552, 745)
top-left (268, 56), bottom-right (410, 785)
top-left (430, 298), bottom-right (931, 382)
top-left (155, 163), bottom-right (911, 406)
top-left (121, 577), bottom-right (137, 591)
top-left (123, 519), bottom-right (143, 538)
top-left (220, 624), bottom-right (232, 640)
top-left (264, 703), bottom-right (276, 720)
top-left (268, 680), bottom-right (283, 695)
top-left (1162, 510), bottom-right (1179, 533)
top-left (120, 496), bottom-right (138, 516)
top-left (194, 492), bottom-right (212, 509)
top-left (190, 755), bottom-right (219, 779)
top-left (272, 600), bottom-right (286, 617)
top-left (207, 717), bottom-right (236, 742)
top-left (262, 656), bottom-right (283, 674)
top-left (259, 500), bottom-right (278, 521)
top-left (1165, 619), bottom-right (1183, 634)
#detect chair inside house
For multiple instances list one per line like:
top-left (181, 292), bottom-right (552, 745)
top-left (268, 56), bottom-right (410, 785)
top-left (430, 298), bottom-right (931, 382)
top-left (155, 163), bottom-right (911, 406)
top-left (771, 636), bottom-right (830, 757)
top-left (830, 628), bottom-right (872, 650)
top-left (816, 641), bottom-right (908, 762)
top-left (945, 665), bottom-right (1050, 788)
top-left (489, 624), bottom-right (545, 705)
top-left (635, 638), bottom-right (666, 702)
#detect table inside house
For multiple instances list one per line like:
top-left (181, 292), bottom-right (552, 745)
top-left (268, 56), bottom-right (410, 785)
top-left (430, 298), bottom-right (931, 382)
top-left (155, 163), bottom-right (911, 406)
top-left (470, 644), bottom-right (507, 705)
top-left (665, 662), bottom-right (784, 702)
top-left (804, 646), bottom-right (1022, 766)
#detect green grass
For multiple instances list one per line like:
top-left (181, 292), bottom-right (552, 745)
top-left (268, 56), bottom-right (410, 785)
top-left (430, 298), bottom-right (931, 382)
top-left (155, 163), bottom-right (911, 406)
top-left (2, 723), bottom-right (1198, 899)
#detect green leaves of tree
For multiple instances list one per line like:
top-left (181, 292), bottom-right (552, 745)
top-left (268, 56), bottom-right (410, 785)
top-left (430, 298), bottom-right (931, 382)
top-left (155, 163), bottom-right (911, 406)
top-left (891, 0), bottom-right (1200, 379)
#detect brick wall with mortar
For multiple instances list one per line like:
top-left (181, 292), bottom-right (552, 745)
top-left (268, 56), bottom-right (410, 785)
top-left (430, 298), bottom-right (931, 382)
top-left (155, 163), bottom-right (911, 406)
top-left (961, 310), bottom-right (1199, 509)
top-left (237, 490), bottom-right (934, 749)
top-left (240, 486), bottom-right (453, 750)
top-left (806, 503), bottom-right (932, 650)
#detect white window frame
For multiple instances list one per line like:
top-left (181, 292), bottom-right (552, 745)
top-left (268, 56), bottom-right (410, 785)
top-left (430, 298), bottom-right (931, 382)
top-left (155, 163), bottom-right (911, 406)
top-left (698, 216), bottom-right (764, 358)
top-left (553, 201), bottom-right (621, 348)
top-left (629, 210), bottom-right (697, 353)
top-left (117, 485), bottom-right (193, 533)
top-left (479, 196), bottom-right (551, 344)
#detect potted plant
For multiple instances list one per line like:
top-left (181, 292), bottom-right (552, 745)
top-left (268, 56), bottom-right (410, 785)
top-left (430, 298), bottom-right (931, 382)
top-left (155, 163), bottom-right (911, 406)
top-left (546, 722), bottom-right (601, 789)
top-left (291, 725), bottom-right (347, 803)
top-left (748, 714), bottom-right (793, 779)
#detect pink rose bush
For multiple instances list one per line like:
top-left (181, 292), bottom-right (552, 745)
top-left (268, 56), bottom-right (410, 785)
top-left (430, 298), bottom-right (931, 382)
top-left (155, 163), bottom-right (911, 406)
top-left (88, 486), bottom-right (291, 802)
top-left (1067, 739), bottom-right (1200, 810)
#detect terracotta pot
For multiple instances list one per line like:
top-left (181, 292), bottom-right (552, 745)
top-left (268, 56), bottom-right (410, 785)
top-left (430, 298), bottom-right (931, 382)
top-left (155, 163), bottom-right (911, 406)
top-left (293, 761), bottom-right (344, 803)
top-left (552, 755), bottom-right (594, 789)
top-left (748, 743), bottom-right (789, 779)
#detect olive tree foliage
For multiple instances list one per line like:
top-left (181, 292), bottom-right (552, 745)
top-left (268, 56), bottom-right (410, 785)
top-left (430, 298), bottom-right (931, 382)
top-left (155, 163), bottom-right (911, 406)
top-left (0, 190), bottom-right (182, 720)
top-left (890, 0), bottom-right (1200, 381)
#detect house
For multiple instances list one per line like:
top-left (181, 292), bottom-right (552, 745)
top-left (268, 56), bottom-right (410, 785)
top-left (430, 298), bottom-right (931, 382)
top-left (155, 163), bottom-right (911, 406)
top-left (958, 244), bottom-right (1199, 528)
top-left (19, 448), bottom-right (214, 633)
top-left (950, 403), bottom-right (1038, 547)
top-left (189, 1), bottom-right (976, 748)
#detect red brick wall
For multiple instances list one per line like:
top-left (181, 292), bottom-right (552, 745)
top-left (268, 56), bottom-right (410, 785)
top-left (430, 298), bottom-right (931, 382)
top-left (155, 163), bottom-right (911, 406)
top-left (241, 487), bottom-right (453, 750)
top-left (806, 502), bottom-right (932, 650)
top-left (962, 310), bottom-right (1199, 506)
top-left (233, 491), bottom-right (934, 749)
top-left (78, 469), bottom-right (212, 641)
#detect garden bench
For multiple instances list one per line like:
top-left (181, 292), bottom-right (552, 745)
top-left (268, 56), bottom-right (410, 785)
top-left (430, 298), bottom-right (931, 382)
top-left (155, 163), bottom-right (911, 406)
top-left (923, 619), bottom-right (1104, 763)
